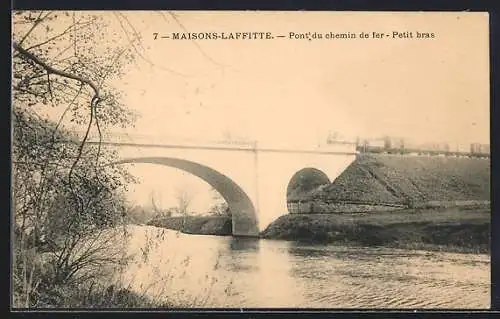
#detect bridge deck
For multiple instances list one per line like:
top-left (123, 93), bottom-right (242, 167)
top-left (67, 132), bottom-right (359, 155)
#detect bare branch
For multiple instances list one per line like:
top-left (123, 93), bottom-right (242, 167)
top-left (24, 19), bottom-right (92, 52)
top-left (72, 12), bottom-right (78, 57)
top-left (164, 11), bottom-right (225, 69)
top-left (116, 12), bottom-right (146, 52)
top-left (53, 41), bottom-right (74, 60)
top-left (46, 71), bottom-right (53, 99)
top-left (67, 95), bottom-right (99, 213)
top-left (18, 11), bottom-right (46, 46)
top-left (13, 41), bottom-right (100, 99)
top-left (52, 84), bottom-right (84, 142)
top-left (113, 12), bottom-right (187, 77)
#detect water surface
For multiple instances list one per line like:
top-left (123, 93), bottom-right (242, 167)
top-left (120, 225), bottom-right (490, 309)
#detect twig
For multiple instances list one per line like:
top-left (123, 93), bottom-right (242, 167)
top-left (18, 11), bottom-right (45, 46)
top-left (73, 12), bottom-right (77, 56)
top-left (116, 12), bottom-right (146, 52)
top-left (52, 84), bottom-right (84, 141)
top-left (13, 41), bottom-right (100, 97)
top-left (113, 12), bottom-right (187, 77)
top-left (25, 19), bottom-right (92, 52)
top-left (46, 71), bottom-right (53, 99)
top-left (164, 11), bottom-right (225, 69)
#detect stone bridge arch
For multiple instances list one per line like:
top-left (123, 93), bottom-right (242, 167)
top-left (112, 157), bottom-right (259, 236)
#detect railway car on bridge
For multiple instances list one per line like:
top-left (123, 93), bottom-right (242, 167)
top-left (353, 135), bottom-right (490, 159)
top-left (355, 137), bottom-right (385, 153)
top-left (410, 142), bottom-right (450, 156)
top-left (470, 143), bottom-right (490, 158)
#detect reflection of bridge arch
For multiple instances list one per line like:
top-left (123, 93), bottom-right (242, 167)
top-left (112, 157), bottom-right (259, 236)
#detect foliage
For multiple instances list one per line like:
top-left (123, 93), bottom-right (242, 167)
top-left (11, 10), bottom-right (230, 309)
top-left (209, 202), bottom-right (231, 217)
top-left (12, 11), bottom-right (138, 122)
top-left (11, 10), bottom-right (143, 308)
top-left (12, 98), bottom-right (136, 307)
top-left (208, 187), bottom-right (231, 217)
top-left (124, 204), bottom-right (174, 225)
top-left (286, 168), bottom-right (330, 201)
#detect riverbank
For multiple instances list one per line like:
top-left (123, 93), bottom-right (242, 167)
top-left (146, 204), bottom-right (490, 254)
top-left (33, 281), bottom-right (172, 308)
top-left (147, 216), bottom-right (232, 236)
top-left (260, 205), bottom-right (490, 254)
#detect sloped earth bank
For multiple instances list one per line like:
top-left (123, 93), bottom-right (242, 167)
top-left (261, 206), bottom-right (490, 254)
top-left (310, 153), bottom-right (490, 205)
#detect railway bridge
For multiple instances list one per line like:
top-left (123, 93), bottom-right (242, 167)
top-left (80, 133), bottom-right (358, 237)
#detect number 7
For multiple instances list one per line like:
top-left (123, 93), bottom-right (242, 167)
top-left (153, 33), bottom-right (158, 40)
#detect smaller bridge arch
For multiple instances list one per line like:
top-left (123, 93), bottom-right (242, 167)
top-left (112, 157), bottom-right (259, 236)
top-left (286, 167), bottom-right (331, 198)
top-left (286, 167), bottom-right (332, 214)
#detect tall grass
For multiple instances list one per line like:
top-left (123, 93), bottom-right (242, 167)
top-left (111, 225), bottom-right (236, 308)
top-left (13, 224), bottom-right (237, 308)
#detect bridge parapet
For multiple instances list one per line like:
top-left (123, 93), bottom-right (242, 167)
top-left (72, 131), bottom-right (358, 154)
top-left (74, 131), bottom-right (254, 148)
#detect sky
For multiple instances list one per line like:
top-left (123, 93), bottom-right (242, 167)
top-left (114, 11), bottom-right (489, 146)
top-left (16, 11), bottom-right (490, 212)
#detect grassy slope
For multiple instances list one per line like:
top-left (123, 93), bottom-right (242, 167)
top-left (316, 154), bottom-right (490, 205)
top-left (261, 205), bottom-right (490, 253)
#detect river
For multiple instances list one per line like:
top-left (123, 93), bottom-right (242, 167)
top-left (117, 225), bottom-right (490, 309)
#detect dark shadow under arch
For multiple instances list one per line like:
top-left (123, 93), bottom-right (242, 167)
top-left (286, 168), bottom-right (331, 213)
top-left (112, 157), bottom-right (259, 236)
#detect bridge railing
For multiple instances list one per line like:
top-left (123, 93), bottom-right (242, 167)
top-left (69, 130), bottom-right (358, 153)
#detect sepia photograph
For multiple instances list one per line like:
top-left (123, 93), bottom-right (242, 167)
top-left (11, 11), bottom-right (490, 309)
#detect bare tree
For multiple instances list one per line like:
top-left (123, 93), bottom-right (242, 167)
top-left (11, 10), bottom-right (218, 308)
top-left (175, 187), bottom-right (195, 217)
top-left (11, 11), bottom-right (142, 308)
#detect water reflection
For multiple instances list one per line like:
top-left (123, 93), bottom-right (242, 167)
top-left (228, 236), bottom-right (261, 252)
top-left (221, 237), bottom-right (260, 275)
top-left (122, 226), bottom-right (490, 309)
top-left (287, 241), bottom-right (337, 259)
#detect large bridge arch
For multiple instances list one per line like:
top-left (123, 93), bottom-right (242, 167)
top-left (112, 157), bottom-right (259, 236)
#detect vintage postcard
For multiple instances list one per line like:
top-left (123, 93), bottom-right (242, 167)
top-left (11, 11), bottom-right (490, 309)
